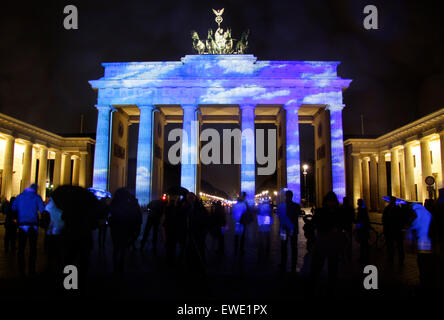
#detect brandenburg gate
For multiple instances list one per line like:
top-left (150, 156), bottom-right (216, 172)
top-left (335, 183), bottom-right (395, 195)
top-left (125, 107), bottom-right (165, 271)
top-left (88, 11), bottom-right (352, 206)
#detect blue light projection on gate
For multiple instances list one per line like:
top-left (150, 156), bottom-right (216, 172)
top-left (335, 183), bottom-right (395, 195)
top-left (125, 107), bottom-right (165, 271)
top-left (89, 55), bottom-right (352, 203)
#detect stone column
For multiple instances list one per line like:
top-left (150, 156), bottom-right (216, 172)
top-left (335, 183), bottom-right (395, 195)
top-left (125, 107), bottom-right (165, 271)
top-left (370, 154), bottom-right (378, 211)
top-left (284, 101), bottom-right (301, 203)
top-left (92, 105), bottom-right (112, 190)
top-left (327, 105), bottom-right (346, 201)
top-left (404, 142), bottom-right (415, 201)
top-left (378, 151), bottom-right (388, 210)
top-left (1, 135), bottom-right (15, 200)
top-left (399, 147), bottom-right (407, 199)
top-left (53, 150), bottom-right (62, 189)
top-left (21, 141), bottom-right (33, 192)
top-left (390, 148), bottom-right (400, 198)
top-left (420, 138), bottom-right (432, 201)
top-left (180, 104), bottom-right (199, 194)
top-left (361, 156), bottom-right (371, 207)
top-left (37, 146), bottom-right (48, 199)
top-left (351, 153), bottom-right (361, 209)
top-left (440, 130), bottom-right (444, 189)
top-left (62, 153), bottom-right (72, 185)
top-left (72, 156), bottom-right (80, 186)
top-left (239, 104), bottom-right (256, 205)
top-left (135, 105), bottom-right (154, 207)
top-left (79, 152), bottom-right (88, 187)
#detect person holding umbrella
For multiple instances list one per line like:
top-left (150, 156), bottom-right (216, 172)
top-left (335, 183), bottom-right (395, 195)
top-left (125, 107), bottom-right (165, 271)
top-left (108, 188), bottom-right (142, 275)
top-left (163, 186), bottom-right (189, 266)
top-left (52, 185), bottom-right (99, 285)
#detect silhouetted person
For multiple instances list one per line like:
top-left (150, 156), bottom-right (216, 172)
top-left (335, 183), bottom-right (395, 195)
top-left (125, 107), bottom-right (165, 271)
top-left (209, 200), bottom-right (226, 254)
top-left (424, 199), bottom-right (434, 214)
top-left (341, 196), bottom-right (355, 261)
top-left (277, 190), bottom-right (301, 272)
top-left (164, 194), bottom-right (187, 266)
top-left (232, 192), bottom-right (248, 255)
top-left (257, 200), bottom-right (273, 262)
top-left (3, 197), bottom-right (17, 255)
top-left (140, 199), bottom-right (165, 254)
top-left (55, 185), bottom-right (100, 287)
top-left (356, 199), bottom-right (370, 264)
top-left (45, 197), bottom-right (65, 274)
top-left (97, 196), bottom-right (110, 250)
top-left (432, 188), bottom-right (444, 289)
top-left (109, 188), bottom-right (142, 274)
top-left (12, 184), bottom-right (45, 276)
top-left (407, 203), bottom-right (435, 290)
top-left (310, 191), bottom-right (345, 289)
top-left (184, 192), bottom-right (208, 273)
top-left (383, 196), bottom-right (406, 264)
top-left (302, 213), bottom-right (315, 252)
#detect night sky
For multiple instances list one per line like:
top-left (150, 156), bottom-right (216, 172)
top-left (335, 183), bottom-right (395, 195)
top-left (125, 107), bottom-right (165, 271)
top-left (1, 0), bottom-right (444, 193)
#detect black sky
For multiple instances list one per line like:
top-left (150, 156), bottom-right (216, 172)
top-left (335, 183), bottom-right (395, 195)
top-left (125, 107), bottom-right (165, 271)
top-left (1, 0), bottom-right (444, 136)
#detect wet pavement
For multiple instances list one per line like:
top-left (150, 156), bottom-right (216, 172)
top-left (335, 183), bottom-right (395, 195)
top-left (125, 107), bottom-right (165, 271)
top-left (0, 209), bottom-right (440, 301)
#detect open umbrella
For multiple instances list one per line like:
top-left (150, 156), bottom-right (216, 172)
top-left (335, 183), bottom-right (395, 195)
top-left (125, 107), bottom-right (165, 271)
top-left (382, 196), bottom-right (407, 206)
top-left (52, 185), bottom-right (98, 212)
top-left (166, 186), bottom-right (189, 196)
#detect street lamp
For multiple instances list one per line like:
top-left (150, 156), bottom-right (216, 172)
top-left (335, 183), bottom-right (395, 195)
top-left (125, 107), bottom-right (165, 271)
top-left (303, 164), bottom-right (309, 207)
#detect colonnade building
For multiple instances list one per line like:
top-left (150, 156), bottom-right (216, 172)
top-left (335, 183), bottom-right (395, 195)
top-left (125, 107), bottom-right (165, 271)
top-left (344, 108), bottom-right (444, 210)
top-left (0, 112), bottom-right (95, 201)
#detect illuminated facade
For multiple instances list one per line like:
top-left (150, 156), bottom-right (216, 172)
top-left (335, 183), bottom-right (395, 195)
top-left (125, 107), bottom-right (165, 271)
top-left (345, 108), bottom-right (444, 210)
top-left (0, 113), bottom-right (94, 201)
top-left (89, 54), bottom-right (352, 206)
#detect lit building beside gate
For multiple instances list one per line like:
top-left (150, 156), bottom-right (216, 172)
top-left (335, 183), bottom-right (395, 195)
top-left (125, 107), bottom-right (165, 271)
top-left (89, 54), bottom-right (352, 206)
top-left (0, 113), bottom-right (94, 201)
top-left (344, 108), bottom-right (444, 210)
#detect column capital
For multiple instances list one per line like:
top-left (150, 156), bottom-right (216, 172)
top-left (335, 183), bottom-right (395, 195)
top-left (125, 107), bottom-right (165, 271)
top-left (22, 139), bottom-right (33, 146)
top-left (404, 139), bottom-right (417, 147)
top-left (137, 104), bottom-right (155, 110)
top-left (181, 104), bottom-right (197, 109)
top-left (95, 104), bottom-right (113, 111)
top-left (361, 155), bottom-right (370, 161)
top-left (239, 104), bottom-right (256, 111)
top-left (283, 99), bottom-right (301, 110)
top-left (38, 144), bottom-right (48, 150)
top-left (351, 153), bottom-right (361, 158)
top-left (2, 133), bottom-right (15, 141)
top-left (49, 148), bottom-right (61, 154)
top-left (326, 104), bottom-right (345, 112)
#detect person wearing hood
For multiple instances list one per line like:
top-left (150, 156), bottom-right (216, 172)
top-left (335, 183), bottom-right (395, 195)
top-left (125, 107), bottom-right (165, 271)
top-left (407, 203), bottom-right (436, 290)
top-left (257, 199), bottom-right (273, 263)
top-left (310, 191), bottom-right (345, 289)
top-left (277, 190), bottom-right (301, 273)
top-left (11, 183), bottom-right (45, 276)
top-left (45, 197), bottom-right (65, 274)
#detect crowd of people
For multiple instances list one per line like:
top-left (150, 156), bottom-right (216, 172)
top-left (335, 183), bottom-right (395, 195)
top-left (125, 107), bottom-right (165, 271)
top-left (1, 183), bottom-right (444, 293)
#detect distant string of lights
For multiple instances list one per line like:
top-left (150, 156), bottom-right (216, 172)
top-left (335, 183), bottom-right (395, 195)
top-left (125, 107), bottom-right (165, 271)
top-left (199, 192), bottom-right (235, 206)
